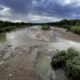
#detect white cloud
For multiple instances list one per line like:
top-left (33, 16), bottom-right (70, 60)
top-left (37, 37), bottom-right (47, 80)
top-left (57, 0), bottom-right (70, 6)
top-left (0, 5), bottom-right (11, 16)
top-left (57, 0), bottom-right (80, 7)
top-left (27, 14), bottom-right (62, 23)
top-left (0, 11), bottom-right (62, 23)
top-left (13, 20), bottom-right (22, 23)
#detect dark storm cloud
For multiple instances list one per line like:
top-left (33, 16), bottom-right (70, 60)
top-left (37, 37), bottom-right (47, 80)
top-left (0, 0), bottom-right (32, 14)
top-left (0, 0), bottom-right (32, 22)
top-left (32, 0), bottom-right (80, 19)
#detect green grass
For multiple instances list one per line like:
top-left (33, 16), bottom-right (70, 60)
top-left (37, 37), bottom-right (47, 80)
top-left (51, 48), bottom-right (80, 80)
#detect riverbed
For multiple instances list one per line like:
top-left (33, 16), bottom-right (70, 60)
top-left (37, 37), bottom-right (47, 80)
top-left (0, 26), bottom-right (80, 80)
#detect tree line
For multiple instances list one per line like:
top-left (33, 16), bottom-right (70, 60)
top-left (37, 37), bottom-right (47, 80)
top-left (0, 20), bottom-right (33, 32)
top-left (0, 19), bottom-right (80, 34)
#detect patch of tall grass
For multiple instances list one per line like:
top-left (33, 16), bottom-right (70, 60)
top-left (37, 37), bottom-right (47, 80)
top-left (51, 48), bottom-right (80, 80)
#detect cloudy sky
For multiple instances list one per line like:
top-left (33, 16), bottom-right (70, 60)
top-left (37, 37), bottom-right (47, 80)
top-left (0, 0), bottom-right (80, 23)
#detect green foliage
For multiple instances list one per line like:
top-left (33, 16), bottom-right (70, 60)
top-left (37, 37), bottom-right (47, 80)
top-left (65, 57), bottom-right (80, 80)
top-left (33, 19), bottom-right (80, 34)
top-left (58, 48), bottom-right (79, 62)
top-left (64, 26), bottom-right (80, 34)
top-left (65, 26), bottom-right (72, 30)
top-left (0, 33), bottom-right (6, 42)
top-left (51, 48), bottom-right (80, 80)
top-left (41, 25), bottom-right (50, 30)
top-left (0, 20), bottom-right (33, 32)
top-left (70, 26), bottom-right (80, 34)
top-left (56, 19), bottom-right (80, 26)
top-left (0, 19), bottom-right (80, 34)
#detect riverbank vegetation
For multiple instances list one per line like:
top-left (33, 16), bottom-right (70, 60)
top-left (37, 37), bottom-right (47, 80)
top-left (0, 21), bottom-right (33, 32)
top-left (51, 48), bottom-right (80, 80)
top-left (0, 19), bottom-right (80, 34)
top-left (35, 19), bottom-right (80, 34)
top-left (70, 26), bottom-right (80, 34)
top-left (46, 19), bottom-right (80, 34)
top-left (41, 25), bottom-right (50, 30)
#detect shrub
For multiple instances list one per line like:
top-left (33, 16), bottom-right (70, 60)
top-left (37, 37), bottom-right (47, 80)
top-left (51, 48), bottom-right (80, 80)
top-left (70, 26), bottom-right (80, 34)
top-left (65, 26), bottom-right (72, 30)
top-left (65, 57), bottom-right (80, 80)
top-left (41, 25), bottom-right (50, 30)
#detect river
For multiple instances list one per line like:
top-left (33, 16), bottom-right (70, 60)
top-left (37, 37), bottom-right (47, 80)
top-left (0, 26), bottom-right (80, 80)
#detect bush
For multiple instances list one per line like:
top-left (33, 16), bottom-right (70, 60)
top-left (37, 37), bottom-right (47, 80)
top-left (65, 26), bottom-right (72, 30)
top-left (65, 57), bottom-right (80, 80)
top-left (70, 26), bottom-right (80, 34)
top-left (41, 25), bottom-right (50, 30)
top-left (51, 48), bottom-right (80, 80)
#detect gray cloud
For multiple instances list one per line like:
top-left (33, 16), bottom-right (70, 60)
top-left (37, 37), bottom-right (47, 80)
top-left (0, 0), bottom-right (80, 22)
top-left (1, 0), bottom-right (32, 14)
top-left (32, 0), bottom-right (80, 19)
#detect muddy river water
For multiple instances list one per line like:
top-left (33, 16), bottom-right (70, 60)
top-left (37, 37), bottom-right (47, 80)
top-left (0, 26), bottom-right (80, 80)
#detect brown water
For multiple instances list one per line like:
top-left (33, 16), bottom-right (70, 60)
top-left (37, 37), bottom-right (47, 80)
top-left (0, 26), bottom-right (80, 80)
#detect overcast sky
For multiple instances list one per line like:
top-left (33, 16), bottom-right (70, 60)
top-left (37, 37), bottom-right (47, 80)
top-left (0, 0), bottom-right (80, 23)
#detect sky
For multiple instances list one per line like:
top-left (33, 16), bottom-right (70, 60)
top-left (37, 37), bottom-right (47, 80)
top-left (0, 0), bottom-right (80, 23)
